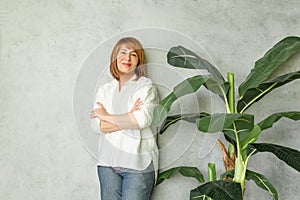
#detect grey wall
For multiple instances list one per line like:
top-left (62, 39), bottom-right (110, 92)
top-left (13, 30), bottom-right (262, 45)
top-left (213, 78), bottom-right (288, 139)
top-left (1, 0), bottom-right (299, 199)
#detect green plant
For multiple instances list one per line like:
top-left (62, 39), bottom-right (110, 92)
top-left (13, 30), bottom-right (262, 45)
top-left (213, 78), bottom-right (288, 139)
top-left (154, 36), bottom-right (300, 200)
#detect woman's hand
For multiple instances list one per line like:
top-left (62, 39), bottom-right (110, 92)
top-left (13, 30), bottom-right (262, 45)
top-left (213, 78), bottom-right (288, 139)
top-left (130, 98), bottom-right (143, 113)
top-left (90, 102), bottom-right (110, 121)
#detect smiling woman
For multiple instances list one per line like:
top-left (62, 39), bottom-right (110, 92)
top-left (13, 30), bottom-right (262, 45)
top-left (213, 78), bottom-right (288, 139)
top-left (90, 37), bottom-right (159, 200)
top-left (110, 37), bottom-right (146, 82)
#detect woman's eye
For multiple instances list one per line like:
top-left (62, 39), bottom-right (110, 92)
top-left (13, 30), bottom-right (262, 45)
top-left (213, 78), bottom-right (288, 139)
top-left (131, 53), bottom-right (137, 57)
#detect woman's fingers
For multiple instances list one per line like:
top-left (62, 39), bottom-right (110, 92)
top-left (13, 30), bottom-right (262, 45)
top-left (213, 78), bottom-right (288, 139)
top-left (90, 102), bottom-right (106, 118)
top-left (90, 110), bottom-right (97, 118)
top-left (90, 108), bottom-right (101, 118)
top-left (131, 98), bottom-right (143, 112)
top-left (136, 98), bottom-right (143, 109)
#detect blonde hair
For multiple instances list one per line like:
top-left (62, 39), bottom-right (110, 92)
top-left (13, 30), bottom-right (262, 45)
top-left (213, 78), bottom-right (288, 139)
top-left (110, 37), bottom-right (146, 81)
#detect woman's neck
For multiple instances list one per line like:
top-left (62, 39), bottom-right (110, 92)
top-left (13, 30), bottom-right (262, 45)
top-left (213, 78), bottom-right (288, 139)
top-left (118, 72), bottom-right (135, 91)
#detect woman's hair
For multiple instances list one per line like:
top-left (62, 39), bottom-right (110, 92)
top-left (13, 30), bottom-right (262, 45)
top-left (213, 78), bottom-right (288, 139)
top-left (110, 37), bottom-right (146, 81)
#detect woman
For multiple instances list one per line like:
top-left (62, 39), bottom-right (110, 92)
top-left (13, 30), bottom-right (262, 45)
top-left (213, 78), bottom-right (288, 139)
top-left (90, 37), bottom-right (159, 200)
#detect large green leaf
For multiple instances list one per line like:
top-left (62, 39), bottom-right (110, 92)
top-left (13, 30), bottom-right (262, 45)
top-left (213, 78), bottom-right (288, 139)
top-left (240, 125), bottom-right (261, 151)
top-left (152, 75), bottom-right (209, 127)
top-left (167, 46), bottom-right (226, 84)
top-left (220, 170), bottom-right (278, 200)
top-left (167, 46), bottom-right (229, 101)
top-left (190, 180), bottom-right (242, 200)
top-left (257, 111), bottom-right (300, 131)
top-left (204, 78), bottom-right (230, 97)
top-left (197, 113), bottom-right (253, 133)
top-left (237, 71), bottom-right (300, 113)
top-left (246, 170), bottom-right (278, 200)
top-left (197, 113), bottom-right (254, 142)
top-left (239, 36), bottom-right (300, 97)
top-left (156, 166), bottom-right (205, 186)
top-left (249, 143), bottom-right (300, 172)
top-left (240, 125), bottom-right (261, 160)
top-left (159, 113), bottom-right (210, 134)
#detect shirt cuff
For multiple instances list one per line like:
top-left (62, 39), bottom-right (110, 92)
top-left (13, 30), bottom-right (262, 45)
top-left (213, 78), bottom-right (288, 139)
top-left (132, 110), bottom-right (150, 129)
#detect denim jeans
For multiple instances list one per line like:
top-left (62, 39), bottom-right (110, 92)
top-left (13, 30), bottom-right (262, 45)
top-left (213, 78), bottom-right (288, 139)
top-left (97, 162), bottom-right (155, 200)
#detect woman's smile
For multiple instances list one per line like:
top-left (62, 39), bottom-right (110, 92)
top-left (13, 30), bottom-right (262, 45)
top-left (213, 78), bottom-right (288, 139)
top-left (122, 62), bottom-right (132, 67)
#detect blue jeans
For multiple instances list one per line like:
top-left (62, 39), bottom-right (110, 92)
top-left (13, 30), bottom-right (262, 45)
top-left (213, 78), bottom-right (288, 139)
top-left (97, 162), bottom-right (155, 200)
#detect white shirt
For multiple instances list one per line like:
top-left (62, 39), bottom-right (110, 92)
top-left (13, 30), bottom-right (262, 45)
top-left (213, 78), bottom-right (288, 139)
top-left (91, 74), bottom-right (159, 176)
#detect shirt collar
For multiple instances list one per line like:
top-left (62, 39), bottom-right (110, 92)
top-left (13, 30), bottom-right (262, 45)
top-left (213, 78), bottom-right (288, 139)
top-left (120, 73), bottom-right (137, 83)
top-left (128, 74), bottom-right (137, 82)
top-left (114, 74), bottom-right (138, 88)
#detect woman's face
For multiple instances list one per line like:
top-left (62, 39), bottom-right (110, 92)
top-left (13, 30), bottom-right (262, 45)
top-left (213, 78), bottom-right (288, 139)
top-left (116, 45), bottom-right (139, 76)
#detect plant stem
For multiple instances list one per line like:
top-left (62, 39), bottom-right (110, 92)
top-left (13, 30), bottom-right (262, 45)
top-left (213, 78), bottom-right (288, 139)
top-left (228, 143), bottom-right (235, 160)
top-left (232, 122), bottom-right (245, 192)
top-left (208, 163), bottom-right (216, 181)
top-left (219, 84), bottom-right (231, 113)
top-left (227, 72), bottom-right (236, 163)
top-left (227, 72), bottom-right (236, 113)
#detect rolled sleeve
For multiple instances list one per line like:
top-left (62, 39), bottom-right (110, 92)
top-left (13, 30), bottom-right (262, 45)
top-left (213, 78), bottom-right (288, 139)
top-left (132, 83), bottom-right (158, 129)
top-left (90, 86), bottom-right (105, 133)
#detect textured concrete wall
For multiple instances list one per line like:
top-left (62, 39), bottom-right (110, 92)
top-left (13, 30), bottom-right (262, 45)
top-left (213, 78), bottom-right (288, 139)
top-left (0, 0), bottom-right (299, 199)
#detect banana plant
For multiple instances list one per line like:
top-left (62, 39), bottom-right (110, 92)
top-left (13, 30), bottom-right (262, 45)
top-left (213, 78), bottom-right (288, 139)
top-left (154, 36), bottom-right (300, 200)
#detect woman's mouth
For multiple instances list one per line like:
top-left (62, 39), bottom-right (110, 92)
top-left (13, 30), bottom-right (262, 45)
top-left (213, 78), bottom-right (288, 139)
top-left (122, 63), bottom-right (132, 67)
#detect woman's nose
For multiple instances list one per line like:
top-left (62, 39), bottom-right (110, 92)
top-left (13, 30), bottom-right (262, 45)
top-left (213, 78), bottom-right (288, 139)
top-left (125, 53), bottom-right (131, 61)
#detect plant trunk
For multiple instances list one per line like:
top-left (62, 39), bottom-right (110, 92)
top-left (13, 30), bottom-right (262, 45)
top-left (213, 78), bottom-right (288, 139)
top-left (218, 139), bottom-right (246, 199)
top-left (217, 139), bottom-right (236, 172)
